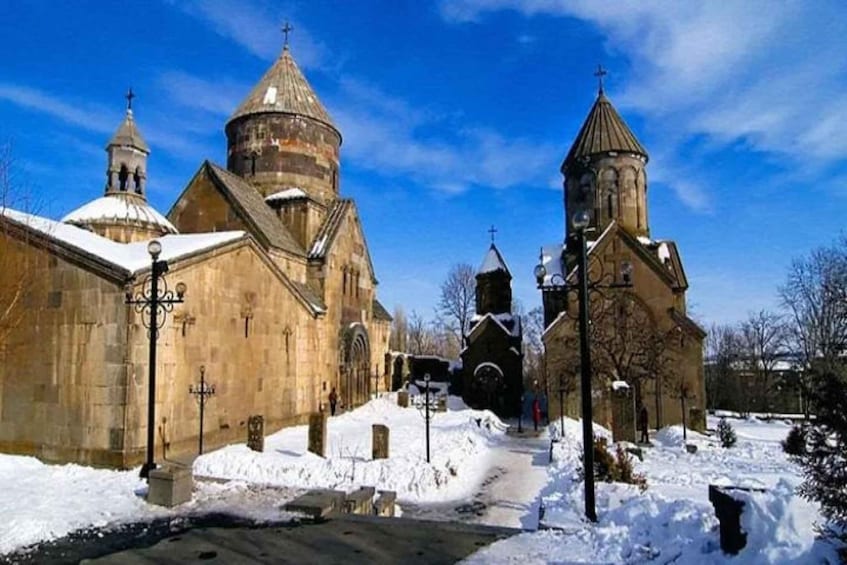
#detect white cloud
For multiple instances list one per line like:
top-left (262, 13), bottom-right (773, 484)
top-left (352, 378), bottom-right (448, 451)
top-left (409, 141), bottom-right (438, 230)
top-left (329, 79), bottom-right (558, 193)
top-left (174, 0), bottom-right (327, 69)
top-left (440, 0), bottom-right (847, 204)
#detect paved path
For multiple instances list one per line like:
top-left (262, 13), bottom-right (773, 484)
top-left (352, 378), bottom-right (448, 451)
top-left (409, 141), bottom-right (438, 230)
top-left (83, 514), bottom-right (519, 565)
top-left (404, 428), bottom-right (550, 530)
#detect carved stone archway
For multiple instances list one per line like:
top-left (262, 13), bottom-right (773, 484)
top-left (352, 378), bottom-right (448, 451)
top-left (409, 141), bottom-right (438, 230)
top-left (339, 323), bottom-right (371, 409)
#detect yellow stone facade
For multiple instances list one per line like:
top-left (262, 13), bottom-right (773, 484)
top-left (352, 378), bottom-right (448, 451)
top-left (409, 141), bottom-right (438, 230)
top-left (0, 46), bottom-right (392, 467)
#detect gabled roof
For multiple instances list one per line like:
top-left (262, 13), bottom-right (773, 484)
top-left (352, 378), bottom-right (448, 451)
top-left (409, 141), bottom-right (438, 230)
top-left (372, 298), bottom-right (392, 322)
top-left (198, 162), bottom-right (305, 256)
top-left (227, 46), bottom-right (339, 137)
top-left (308, 199), bottom-right (378, 283)
top-left (107, 110), bottom-right (149, 153)
top-left (563, 93), bottom-right (647, 170)
top-left (478, 243), bottom-right (511, 277)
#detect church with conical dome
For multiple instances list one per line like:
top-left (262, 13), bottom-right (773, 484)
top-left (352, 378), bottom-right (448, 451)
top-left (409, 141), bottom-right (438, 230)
top-left (539, 76), bottom-right (705, 437)
top-left (0, 43), bottom-right (392, 467)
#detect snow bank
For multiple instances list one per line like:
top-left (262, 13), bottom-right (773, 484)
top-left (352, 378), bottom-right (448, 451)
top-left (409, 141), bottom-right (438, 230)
top-left (194, 396), bottom-right (505, 504)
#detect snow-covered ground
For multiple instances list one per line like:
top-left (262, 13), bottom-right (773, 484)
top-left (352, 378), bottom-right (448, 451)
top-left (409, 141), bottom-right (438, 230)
top-left (1, 399), bottom-right (841, 563)
top-left (464, 415), bottom-right (841, 564)
top-left (0, 395), bottom-right (506, 555)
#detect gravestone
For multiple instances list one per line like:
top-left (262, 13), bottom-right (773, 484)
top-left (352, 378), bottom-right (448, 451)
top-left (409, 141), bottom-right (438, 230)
top-left (689, 408), bottom-right (706, 433)
top-left (372, 424), bottom-right (389, 460)
top-left (437, 397), bottom-right (447, 412)
top-left (610, 382), bottom-right (636, 443)
top-left (247, 415), bottom-right (264, 452)
top-left (374, 490), bottom-right (397, 517)
top-left (308, 412), bottom-right (328, 457)
top-left (397, 391), bottom-right (409, 408)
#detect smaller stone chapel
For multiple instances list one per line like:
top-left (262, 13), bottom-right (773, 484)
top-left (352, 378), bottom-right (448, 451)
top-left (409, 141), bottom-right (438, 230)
top-left (460, 242), bottom-right (523, 417)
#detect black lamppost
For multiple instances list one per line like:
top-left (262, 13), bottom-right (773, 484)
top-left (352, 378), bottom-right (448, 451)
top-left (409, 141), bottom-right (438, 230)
top-left (189, 365), bottom-right (216, 455)
top-left (126, 240), bottom-right (186, 479)
top-left (416, 373), bottom-right (434, 463)
top-left (558, 382), bottom-right (567, 436)
top-left (534, 211), bottom-right (633, 523)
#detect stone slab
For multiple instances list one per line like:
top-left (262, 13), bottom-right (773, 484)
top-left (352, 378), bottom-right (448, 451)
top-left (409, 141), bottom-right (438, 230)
top-left (372, 424), bottom-right (389, 460)
top-left (344, 486), bottom-right (376, 515)
top-left (308, 412), bottom-right (328, 457)
top-left (284, 489), bottom-right (347, 520)
top-left (374, 490), bottom-right (397, 517)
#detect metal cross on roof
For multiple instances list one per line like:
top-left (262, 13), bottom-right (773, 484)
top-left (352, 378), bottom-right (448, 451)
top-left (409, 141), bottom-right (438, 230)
top-left (125, 88), bottom-right (135, 111)
top-left (594, 64), bottom-right (607, 95)
top-left (488, 225), bottom-right (498, 243)
top-left (282, 21), bottom-right (294, 48)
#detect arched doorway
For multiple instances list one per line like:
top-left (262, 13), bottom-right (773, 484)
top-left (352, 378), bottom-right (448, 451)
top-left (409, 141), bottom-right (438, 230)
top-left (339, 323), bottom-right (371, 410)
top-left (471, 362), bottom-right (504, 413)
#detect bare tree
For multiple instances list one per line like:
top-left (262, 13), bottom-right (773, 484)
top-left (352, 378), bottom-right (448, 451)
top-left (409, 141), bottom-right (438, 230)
top-left (407, 310), bottom-right (438, 356)
top-left (737, 310), bottom-right (787, 414)
top-left (780, 244), bottom-right (847, 418)
top-left (704, 323), bottom-right (742, 411)
top-left (437, 263), bottom-right (476, 348)
top-left (523, 306), bottom-right (547, 393)
top-left (0, 143), bottom-right (40, 350)
top-left (389, 305), bottom-right (408, 352)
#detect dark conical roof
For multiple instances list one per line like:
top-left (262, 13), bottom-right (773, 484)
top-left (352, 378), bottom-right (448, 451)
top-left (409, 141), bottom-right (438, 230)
top-left (478, 244), bottom-right (511, 277)
top-left (227, 46), bottom-right (338, 135)
top-left (107, 110), bottom-right (149, 152)
top-left (563, 93), bottom-right (647, 169)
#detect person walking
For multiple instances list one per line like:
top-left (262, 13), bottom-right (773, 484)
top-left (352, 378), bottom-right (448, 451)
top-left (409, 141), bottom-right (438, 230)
top-left (532, 396), bottom-right (541, 432)
top-left (329, 387), bottom-right (338, 416)
top-left (639, 405), bottom-right (649, 443)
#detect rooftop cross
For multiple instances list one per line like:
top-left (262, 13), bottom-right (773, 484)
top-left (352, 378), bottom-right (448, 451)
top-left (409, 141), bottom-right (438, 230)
top-left (125, 88), bottom-right (135, 111)
top-left (594, 64), bottom-right (607, 95)
top-left (282, 21), bottom-right (294, 48)
top-left (488, 225), bottom-right (498, 243)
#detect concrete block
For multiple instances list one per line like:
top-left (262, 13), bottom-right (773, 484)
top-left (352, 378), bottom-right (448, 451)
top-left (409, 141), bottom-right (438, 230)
top-left (344, 486), bottom-right (376, 515)
top-left (374, 490), bottom-right (397, 517)
top-left (147, 466), bottom-right (193, 507)
top-left (285, 489), bottom-right (346, 519)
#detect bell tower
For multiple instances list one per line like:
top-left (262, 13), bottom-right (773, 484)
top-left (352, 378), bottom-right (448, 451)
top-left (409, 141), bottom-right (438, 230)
top-left (105, 89), bottom-right (149, 198)
top-left (561, 67), bottom-right (650, 239)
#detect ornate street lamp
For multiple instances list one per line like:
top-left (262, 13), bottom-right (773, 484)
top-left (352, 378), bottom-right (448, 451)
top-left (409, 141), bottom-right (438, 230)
top-left (415, 373), bottom-right (435, 463)
top-left (189, 365), bottom-right (216, 455)
top-left (125, 240), bottom-right (187, 479)
top-left (534, 211), bottom-right (633, 522)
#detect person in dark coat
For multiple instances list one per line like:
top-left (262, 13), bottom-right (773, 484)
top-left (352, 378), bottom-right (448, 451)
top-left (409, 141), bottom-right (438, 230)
top-left (532, 397), bottom-right (541, 432)
top-left (329, 387), bottom-right (338, 416)
top-left (639, 405), bottom-right (649, 443)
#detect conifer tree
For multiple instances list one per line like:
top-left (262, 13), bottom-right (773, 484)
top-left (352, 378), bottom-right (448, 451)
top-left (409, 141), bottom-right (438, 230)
top-left (717, 417), bottom-right (737, 448)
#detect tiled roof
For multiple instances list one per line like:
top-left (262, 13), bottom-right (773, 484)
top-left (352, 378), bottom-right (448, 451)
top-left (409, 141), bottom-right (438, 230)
top-left (227, 46), bottom-right (338, 134)
top-left (205, 162), bottom-right (304, 256)
top-left (372, 298), bottom-right (392, 322)
top-left (107, 110), bottom-right (149, 152)
top-left (563, 93), bottom-right (647, 169)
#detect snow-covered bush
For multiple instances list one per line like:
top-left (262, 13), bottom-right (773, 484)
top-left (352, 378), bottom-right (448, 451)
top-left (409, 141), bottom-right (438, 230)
top-left (792, 369), bottom-right (847, 555)
top-left (717, 417), bottom-right (737, 448)
top-left (781, 425), bottom-right (807, 456)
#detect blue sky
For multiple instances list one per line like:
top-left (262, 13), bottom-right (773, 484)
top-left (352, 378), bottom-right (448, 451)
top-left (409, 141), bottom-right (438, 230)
top-left (1, 1), bottom-right (846, 327)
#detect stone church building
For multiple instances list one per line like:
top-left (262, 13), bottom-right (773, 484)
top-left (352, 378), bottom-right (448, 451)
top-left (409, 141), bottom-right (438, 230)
top-left (0, 43), bottom-right (392, 467)
top-left (539, 83), bottom-right (705, 432)
top-left (460, 243), bottom-right (523, 417)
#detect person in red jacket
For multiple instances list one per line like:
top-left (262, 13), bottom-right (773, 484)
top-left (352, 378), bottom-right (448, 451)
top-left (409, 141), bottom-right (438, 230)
top-left (532, 396), bottom-right (541, 432)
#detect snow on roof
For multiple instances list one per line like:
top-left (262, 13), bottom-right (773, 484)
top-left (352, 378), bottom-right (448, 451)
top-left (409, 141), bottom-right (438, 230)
top-left (62, 195), bottom-right (177, 233)
top-left (4, 208), bottom-right (246, 275)
top-left (478, 244), bottom-right (510, 275)
top-left (612, 380), bottom-right (630, 391)
top-left (468, 312), bottom-right (521, 338)
top-left (657, 242), bottom-right (671, 264)
top-left (265, 188), bottom-right (307, 202)
top-left (309, 234), bottom-right (327, 256)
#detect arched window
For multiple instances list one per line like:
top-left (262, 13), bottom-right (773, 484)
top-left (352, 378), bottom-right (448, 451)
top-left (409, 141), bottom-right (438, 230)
top-left (342, 268), bottom-right (348, 295)
top-left (118, 164), bottom-right (129, 191)
top-left (133, 167), bottom-right (142, 194)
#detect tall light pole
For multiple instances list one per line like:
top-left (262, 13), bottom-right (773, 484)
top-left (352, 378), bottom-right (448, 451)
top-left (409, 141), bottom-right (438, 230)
top-left (126, 240), bottom-right (186, 479)
top-left (534, 211), bottom-right (633, 522)
top-left (416, 373), bottom-right (434, 463)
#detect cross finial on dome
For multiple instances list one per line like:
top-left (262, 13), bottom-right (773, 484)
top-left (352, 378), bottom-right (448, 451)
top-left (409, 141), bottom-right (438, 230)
top-left (594, 64), bottom-right (607, 95)
top-left (488, 225), bottom-right (498, 243)
top-left (125, 88), bottom-right (135, 111)
top-left (282, 21), bottom-right (294, 49)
